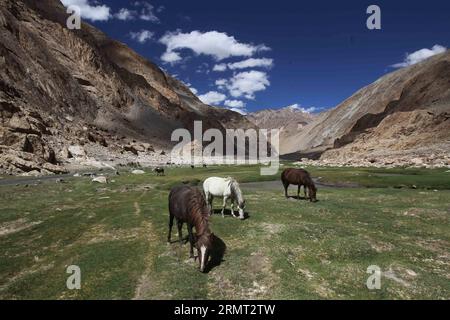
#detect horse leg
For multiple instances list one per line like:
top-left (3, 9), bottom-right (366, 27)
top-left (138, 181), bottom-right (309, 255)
top-left (177, 220), bottom-right (183, 245)
top-left (167, 214), bottom-right (174, 243)
top-left (230, 202), bottom-right (237, 218)
top-left (187, 224), bottom-right (195, 258)
top-left (221, 197), bottom-right (228, 218)
top-left (304, 186), bottom-right (308, 199)
top-left (284, 183), bottom-right (289, 198)
top-left (206, 192), bottom-right (213, 216)
top-left (297, 185), bottom-right (301, 199)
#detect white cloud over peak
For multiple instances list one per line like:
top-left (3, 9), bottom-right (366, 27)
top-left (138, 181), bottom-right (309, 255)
top-left (221, 71), bottom-right (270, 99)
top-left (224, 100), bottom-right (246, 109)
top-left (159, 30), bottom-right (270, 64)
top-left (229, 108), bottom-right (247, 115)
top-left (392, 45), bottom-right (446, 68)
top-left (129, 30), bottom-right (154, 44)
top-left (198, 91), bottom-right (227, 105)
top-left (228, 58), bottom-right (273, 70)
top-left (161, 51), bottom-right (182, 64)
top-left (61, 0), bottom-right (111, 21)
top-left (213, 58), bottom-right (273, 72)
top-left (286, 104), bottom-right (317, 114)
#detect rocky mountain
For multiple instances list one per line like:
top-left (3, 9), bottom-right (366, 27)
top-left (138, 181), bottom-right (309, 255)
top-left (284, 50), bottom-right (450, 167)
top-left (0, 0), bottom-right (254, 175)
top-left (247, 106), bottom-right (316, 155)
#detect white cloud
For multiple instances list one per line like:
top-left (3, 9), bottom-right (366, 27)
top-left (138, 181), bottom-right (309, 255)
top-left (224, 100), bottom-right (246, 109)
top-left (61, 0), bottom-right (111, 21)
top-left (189, 87), bottom-right (198, 95)
top-left (129, 30), bottom-right (154, 44)
top-left (134, 1), bottom-right (160, 23)
top-left (115, 8), bottom-right (134, 20)
top-left (159, 30), bottom-right (270, 64)
top-left (286, 104), bottom-right (317, 114)
top-left (161, 51), bottom-right (182, 64)
top-left (229, 108), bottom-right (247, 115)
top-left (221, 70), bottom-right (270, 99)
top-left (198, 91), bottom-right (227, 105)
top-left (215, 79), bottom-right (227, 89)
top-left (392, 45), bottom-right (446, 68)
top-left (213, 64), bottom-right (227, 72)
top-left (228, 58), bottom-right (273, 70)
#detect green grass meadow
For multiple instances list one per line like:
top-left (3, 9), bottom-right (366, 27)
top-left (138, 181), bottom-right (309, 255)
top-left (0, 165), bottom-right (449, 299)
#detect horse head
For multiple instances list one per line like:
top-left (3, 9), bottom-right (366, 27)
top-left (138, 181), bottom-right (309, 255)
top-left (309, 184), bottom-right (318, 202)
top-left (196, 230), bottom-right (214, 273)
top-left (230, 180), bottom-right (245, 219)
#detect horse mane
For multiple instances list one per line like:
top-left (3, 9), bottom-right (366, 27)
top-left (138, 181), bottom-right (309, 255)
top-left (187, 190), bottom-right (211, 238)
top-left (229, 179), bottom-right (244, 205)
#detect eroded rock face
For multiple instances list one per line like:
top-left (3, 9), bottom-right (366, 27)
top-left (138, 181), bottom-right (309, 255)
top-left (0, 0), bottom-right (254, 175)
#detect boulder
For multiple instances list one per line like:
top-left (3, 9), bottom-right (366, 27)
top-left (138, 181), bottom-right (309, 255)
top-left (131, 169), bottom-right (145, 175)
top-left (68, 145), bottom-right (86, 158)
top-left (42, 162), bottom-right (67, 174)
top-left (92, 176), bottom-right (108, 184)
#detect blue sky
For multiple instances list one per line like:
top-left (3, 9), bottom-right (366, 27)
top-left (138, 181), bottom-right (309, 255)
top-left (62, 0), bottom-right (449, 114)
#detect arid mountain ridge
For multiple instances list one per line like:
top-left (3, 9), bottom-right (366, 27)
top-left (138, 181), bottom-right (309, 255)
top-left (284, 50), bottom-right (450, 167)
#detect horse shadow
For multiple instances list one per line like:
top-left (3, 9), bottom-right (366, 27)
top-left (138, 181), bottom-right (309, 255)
top-left (204, 234), bottom-right (227, 273)
top-left (211, 209), bottom-right (250, 220)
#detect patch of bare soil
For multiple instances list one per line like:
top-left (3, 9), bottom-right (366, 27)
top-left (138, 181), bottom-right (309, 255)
top-left (415, 239), bottom-right (450, 279)
top-left (81, 225), bottom-right (142, 245)
top-left (260, 223), bottom-right (285, 237)
top-left (0, 263), bottom-right (54, 294)
top-left (0, 219), bottom-right (42, 237)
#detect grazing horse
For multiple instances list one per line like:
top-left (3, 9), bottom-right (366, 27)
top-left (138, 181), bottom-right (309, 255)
top-left (154, 167), bottom-right (165, 176)
top-left (168, 186), bottom-right (214, 273)
top-left (281, 168), bottom-right (317, 202)
top-left (203, 177), bottom-right (246, 219)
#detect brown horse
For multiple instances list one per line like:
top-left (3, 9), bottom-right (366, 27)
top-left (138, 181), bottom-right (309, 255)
top-left (168, 186), bottom-right (214, 272)
top-left (281, 168), bottom-right (317, 202)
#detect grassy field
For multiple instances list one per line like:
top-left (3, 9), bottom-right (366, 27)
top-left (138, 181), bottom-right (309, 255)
top-left (0, 164), bottom-right (449, 300)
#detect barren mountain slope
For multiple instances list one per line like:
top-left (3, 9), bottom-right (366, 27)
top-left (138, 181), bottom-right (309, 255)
top-left (247, 107), bottom-right (315, 154)
top-left (0, 0), bottom-right (253, 175)
top-left (283, 51), bottom-right (450, 164)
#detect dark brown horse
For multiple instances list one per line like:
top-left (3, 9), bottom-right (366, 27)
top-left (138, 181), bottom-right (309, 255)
top-left (281, 168), bottom-right (317, 202)
top-left (168, 186), bottom-right (214, 272)
top-left (154, 167), bottom-right (165, 176)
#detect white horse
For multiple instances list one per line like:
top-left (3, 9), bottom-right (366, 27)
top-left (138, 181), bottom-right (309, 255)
top-left (203, 177), bottom-right (246, 220)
